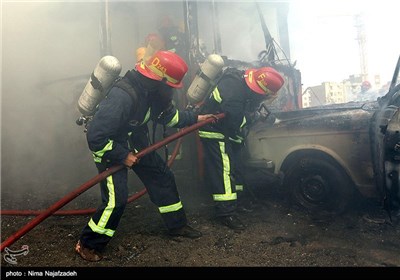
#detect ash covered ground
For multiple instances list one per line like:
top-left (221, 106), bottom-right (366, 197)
top-left (2, 179), bottom-right (399, 271)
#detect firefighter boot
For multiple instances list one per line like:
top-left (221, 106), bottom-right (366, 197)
top-left (237, 198), bottom-right (256, 213)
top-left (168, 224), bottom-right (202, 239)
top-left (217, 215), bottom-right (245, 231)
top-left (75, 240), bottom-right (103, 262)
top-left (237, 188), bottom-right (257, 213)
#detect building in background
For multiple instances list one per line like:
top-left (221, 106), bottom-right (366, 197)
top-left (302, 73), bottom-right (385, 108)
top-left (302, 82), bottom-right (346, 107)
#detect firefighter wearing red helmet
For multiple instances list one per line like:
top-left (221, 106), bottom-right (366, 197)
top-left (76, 51), bottom-right (214, 262)
top-left (136, 50), bottom-right (188, 88)
top-left (244, 67), bottom-right (285, 96)
top-left (198, 66), bottom-right (284, 230)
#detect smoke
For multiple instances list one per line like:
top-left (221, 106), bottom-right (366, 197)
top-left (196, 1), bottom-right (282, 62)
top-left (0, 1), bottom-right (194, 210)
top-left (2, 1), bottom-right (277, 210)
top-left (2, 2), bottom-right (103, 209)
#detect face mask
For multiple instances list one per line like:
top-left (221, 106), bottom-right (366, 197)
top-left (158, 79), bottom-right (173, 94)
top-left (246, 94), bottom-right (266, 111)
top-left (137, 73), bottom-right (162, 93)
top-left (148, 79), bottom-right (174, 104)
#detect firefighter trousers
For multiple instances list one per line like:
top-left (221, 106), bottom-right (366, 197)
top-left (231, 141), bottom-right (245, 193)
top-left (80, 128), bottom-right (187, 252)
top-left (200, 138), bottom-right (239, 217)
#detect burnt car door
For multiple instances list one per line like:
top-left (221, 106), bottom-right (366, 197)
top-left (370, 55), bottom-right (400, 216)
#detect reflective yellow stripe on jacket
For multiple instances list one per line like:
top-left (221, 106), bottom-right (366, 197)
top-left (93, 140), bottom-right (113, 163)
top-left (166, 110), bottom-right (179, 127)
top-left (229, 116), bottom-right (247, 144)
top-left (212, 87), bottom-right (222, 103)
top-left (142, 108), bottom-right (151, 125)
top-left (198, 130), bottom-right (225, 139)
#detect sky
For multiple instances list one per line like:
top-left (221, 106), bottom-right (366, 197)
top-left (287, 0), bottom-right (400, 88)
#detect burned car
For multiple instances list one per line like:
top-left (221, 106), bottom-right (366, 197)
top-left (245, 56), bottom-right (400, 214)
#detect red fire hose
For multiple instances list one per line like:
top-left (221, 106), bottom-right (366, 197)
top-left (0, 137), bottom-right (182, 217)
top-left (0, 113), bottom-right (224, 252)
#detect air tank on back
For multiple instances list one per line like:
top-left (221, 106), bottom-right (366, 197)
top-left (77, 55), bottom-right (122, 116)
top-left (186, 54), bottom-right (224, 105)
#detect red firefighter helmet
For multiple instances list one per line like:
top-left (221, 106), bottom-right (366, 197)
top-left (244, 67), bottom-right (284, 95)
top-left (136, 50), bottom-right (188, 88)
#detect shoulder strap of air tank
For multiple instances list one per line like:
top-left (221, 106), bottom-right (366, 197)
top-left (206, 67), bottom-right (242, 95)
top-left (113, 77), bottom-right (139, 114)
top-left (221, 67), bottom-right (244, 81)
top-left (205, 67), bottom-right (242, 101)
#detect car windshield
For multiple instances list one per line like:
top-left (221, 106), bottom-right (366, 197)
top-left (390, 56), bottom-right (400, 92)
top-left (386, 56), bottom-right (400, 106)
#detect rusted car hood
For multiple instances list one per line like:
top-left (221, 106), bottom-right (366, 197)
top-left (253, 101), bottom-right (379, 135)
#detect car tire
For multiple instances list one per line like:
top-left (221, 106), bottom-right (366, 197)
top-left (283, 156), bottom-right (354, 214)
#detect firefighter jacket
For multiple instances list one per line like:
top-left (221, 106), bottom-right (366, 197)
top-left (86, 70), bottom-right (198, 165)
top-left (199, 68), bottom-right (259, 143)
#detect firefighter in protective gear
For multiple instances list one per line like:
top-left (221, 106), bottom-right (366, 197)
top-left (157, 16), bottom-right (187, 60)
top-left (135, 16), bottom-right (187, 63)
top-left (198, 66), bottom-right (284, 230)
top-left (136, 33), bottom-right (166, 63)
top-left (76, 51), bottom-right (212, 262)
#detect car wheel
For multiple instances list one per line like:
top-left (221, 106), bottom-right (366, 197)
top-left (283, 156), bottom-right (354, 214)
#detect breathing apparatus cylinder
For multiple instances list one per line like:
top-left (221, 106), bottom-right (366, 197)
top-left (77, 55), bottom-right (122, 116)
top-left (186, 54), bottom-right (224, 105)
